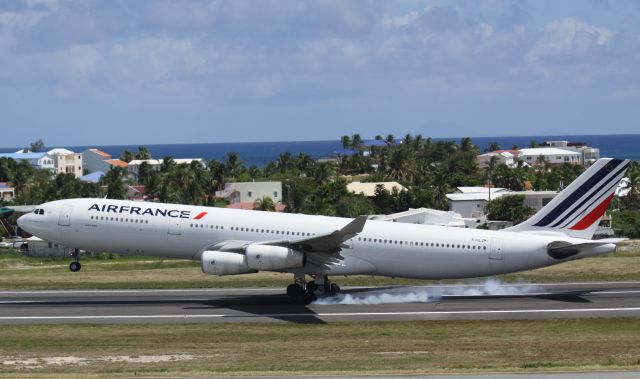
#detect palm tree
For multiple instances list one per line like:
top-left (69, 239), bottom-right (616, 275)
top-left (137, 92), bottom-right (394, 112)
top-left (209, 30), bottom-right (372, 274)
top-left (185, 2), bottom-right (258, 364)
top-left (208, 160), bottom-right (226, 191)
top-left (224, 152), bottom-right (242, 180)
top-left (486, 141), bottom-right (500, 152)
top-left (385, 134), bottom-right (395, 146)
top-left (351, 134), bottom-right (363, 149)
top-left (340, 135), bottom-right (351, 151)
top-left (29, 138), bottom-right (45, 152)
top-left (460, 137), bottom-right (475, 152)
top-left (120, 150), bottom-right (134, 163)
top-left (135, 146), bottom-right (151, 160)
top-left (253, 196), bottom-right (276, 211)
top-left (101, 167), bottom-right (127, 199)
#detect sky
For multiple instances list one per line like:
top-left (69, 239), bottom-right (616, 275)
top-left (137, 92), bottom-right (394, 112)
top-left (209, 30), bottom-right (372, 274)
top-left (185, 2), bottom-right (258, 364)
top-left (1, 0), bottom-right (639, 147)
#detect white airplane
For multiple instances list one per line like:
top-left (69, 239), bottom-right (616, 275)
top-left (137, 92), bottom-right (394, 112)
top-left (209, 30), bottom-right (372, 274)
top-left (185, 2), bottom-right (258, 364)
top-left (18, 158), bottom-right (630, 301)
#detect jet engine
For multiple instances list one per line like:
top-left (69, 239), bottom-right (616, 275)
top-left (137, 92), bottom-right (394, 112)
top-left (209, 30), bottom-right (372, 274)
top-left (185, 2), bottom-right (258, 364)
top-left (245, 245), bottom-right (305, 271)
top-left (201, 250), bottom-right (256, 276)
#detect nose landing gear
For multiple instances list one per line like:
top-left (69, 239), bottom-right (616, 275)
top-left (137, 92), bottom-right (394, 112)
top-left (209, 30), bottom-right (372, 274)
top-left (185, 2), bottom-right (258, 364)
top-left (69, 249), bottom-right (81, 272)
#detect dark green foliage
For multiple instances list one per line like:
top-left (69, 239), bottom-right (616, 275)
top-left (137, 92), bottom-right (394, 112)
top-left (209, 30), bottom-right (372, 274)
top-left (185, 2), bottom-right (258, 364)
top-left (615, 210), bottom-right (640, 238)
top-left (485, 194), bottom-right (535, 224)
top-left (29, 138), bottom-right (45, 152)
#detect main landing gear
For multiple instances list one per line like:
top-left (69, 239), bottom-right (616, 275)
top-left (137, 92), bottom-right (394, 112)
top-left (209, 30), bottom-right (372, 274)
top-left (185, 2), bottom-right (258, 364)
top-left (286, 274), bottom-right (341, 303)
top-left (69, 249), bottom-right (81, 272)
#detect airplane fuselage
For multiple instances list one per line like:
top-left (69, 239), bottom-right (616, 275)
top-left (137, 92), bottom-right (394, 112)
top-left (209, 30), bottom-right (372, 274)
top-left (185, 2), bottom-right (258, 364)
top-left (18, 198), bottom-right (615, 280)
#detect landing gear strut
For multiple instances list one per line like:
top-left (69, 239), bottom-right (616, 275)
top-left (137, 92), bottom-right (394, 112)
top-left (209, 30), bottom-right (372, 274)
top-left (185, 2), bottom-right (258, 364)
top-left (286, 274), bottom-right (341, 302)
top-left (69, 249), bottom-right (81, 272)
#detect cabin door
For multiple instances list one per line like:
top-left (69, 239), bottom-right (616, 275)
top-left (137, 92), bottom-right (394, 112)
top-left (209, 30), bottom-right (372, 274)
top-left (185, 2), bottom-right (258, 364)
top-left (489, 238), bottom-right (504, 260)
top-left (168, 218), bottom-right (182, 235)
top-left (58, 204), bottom-right (73, 227)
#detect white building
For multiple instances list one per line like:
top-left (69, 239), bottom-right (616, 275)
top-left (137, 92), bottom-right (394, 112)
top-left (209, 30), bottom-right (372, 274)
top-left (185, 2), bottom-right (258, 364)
top-left (83, 149), bottom-right (129, 173)
top-left (216, 181), bottom-right (283, 206)
top-left (476, 151), bottom-right (517, 169)
top-left (0, 182), bottom-right (14, 201)
top-left (518, 147), bottom-right (581, 166)
top-left (346, 181), bottom-right (407, 197)
top-left (446, 187), bottom-right (558, 219)
top-left (47, 148), bottom-right (83, 178)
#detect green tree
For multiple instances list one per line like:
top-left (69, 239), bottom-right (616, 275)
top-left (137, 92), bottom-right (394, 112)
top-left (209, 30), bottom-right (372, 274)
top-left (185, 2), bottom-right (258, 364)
top-left (460, 137), bottom-right (475, 152)
top-left (29, 138), bottom-right (45, 152)
top-left (120, 150), bottom-right (134, 163)
top-left (486, 141), bottom-right (501, 152)
top-left (253, 196), bottom-right (276, 211)
top-left (135, 146), bottom-right (151, 160)
top-left (340, 135), bottom-right (351, 151)
top-left (224, 152), bottom-right (243, 180)
top-left (351, 134), bottom-right (363, 149)
top-left (101, 167), bottom-right (127, 200)
top-left (485, 194), bottom-right (535, 224)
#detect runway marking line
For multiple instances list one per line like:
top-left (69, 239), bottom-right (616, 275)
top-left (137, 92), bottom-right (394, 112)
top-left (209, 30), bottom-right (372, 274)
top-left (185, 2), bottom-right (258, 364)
top-left (2, 307), bottom-right (640, 321)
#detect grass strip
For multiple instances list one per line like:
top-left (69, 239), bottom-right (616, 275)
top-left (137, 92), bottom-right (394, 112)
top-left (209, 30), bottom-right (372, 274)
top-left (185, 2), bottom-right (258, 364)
top-left (1, 319), bottom-right (640, 377)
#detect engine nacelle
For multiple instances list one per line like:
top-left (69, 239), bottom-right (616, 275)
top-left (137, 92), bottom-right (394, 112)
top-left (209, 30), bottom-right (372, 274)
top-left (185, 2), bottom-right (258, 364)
top-left (245, 245), bottom-right (305, 271)
top-left (201, 250), bottom-right (256, 276)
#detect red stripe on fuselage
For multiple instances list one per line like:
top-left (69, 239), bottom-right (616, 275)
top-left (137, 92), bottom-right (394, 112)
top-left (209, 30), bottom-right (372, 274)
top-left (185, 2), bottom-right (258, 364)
top-left (194, 212), bottom-right (208, 220)
top-left (569, 193), bottom-right (614, 231)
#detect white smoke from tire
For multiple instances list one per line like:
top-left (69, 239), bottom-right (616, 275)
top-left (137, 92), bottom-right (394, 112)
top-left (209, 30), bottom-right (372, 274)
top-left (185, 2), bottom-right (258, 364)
top-left (313, 279), bottom-right (542, 305)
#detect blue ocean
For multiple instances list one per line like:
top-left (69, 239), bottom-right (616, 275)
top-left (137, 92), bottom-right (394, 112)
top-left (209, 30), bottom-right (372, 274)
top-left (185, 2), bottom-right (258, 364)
top-left (2, 134), bottom-right (639, 168)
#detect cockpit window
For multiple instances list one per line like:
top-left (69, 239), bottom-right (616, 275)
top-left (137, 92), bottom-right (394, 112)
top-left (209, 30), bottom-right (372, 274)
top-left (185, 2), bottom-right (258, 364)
top-left (39, 209), bottom-right (44, 215)
top-left (33, 209), bottom-right (44, 215)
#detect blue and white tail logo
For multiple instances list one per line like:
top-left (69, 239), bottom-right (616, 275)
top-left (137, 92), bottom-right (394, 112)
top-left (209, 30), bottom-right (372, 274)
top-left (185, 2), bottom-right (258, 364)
top-left (507, 158), bottom-right (630, 239)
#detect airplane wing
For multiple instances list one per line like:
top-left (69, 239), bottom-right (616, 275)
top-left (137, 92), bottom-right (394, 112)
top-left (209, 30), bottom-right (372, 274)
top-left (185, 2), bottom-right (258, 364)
top-left (284, 215), bottom-right (368, 252)
top-left (200, 215), bottom-right (368, 270)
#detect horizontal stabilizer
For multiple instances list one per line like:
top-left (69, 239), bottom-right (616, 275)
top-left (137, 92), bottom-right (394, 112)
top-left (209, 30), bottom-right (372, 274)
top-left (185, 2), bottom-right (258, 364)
top-left (547, 238), bottom-right (625, 259)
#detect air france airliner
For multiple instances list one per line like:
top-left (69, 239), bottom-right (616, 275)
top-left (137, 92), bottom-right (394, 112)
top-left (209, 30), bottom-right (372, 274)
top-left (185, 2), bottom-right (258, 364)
top-left (18, 158), bottom-right (630, 300)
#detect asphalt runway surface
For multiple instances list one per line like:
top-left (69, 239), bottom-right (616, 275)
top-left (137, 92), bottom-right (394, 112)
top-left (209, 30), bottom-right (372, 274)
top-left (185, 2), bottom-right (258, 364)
top-left (2, 281), bottom-right (640, 324)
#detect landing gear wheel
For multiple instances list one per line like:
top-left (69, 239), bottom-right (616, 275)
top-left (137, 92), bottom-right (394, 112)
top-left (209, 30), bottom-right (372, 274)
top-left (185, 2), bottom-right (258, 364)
top-left (330, 283), bottom-right (340, 294)
top-left (286, 283), bottom-right (304, 298)
top-left (306, 280), bottom-right (318, 293)
top-left (69, 261), bottom-right (81, 272)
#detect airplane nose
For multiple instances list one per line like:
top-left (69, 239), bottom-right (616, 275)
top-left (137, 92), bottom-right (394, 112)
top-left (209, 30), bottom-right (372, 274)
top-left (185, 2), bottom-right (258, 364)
top-left (17, 214), bottom-right (27, 229)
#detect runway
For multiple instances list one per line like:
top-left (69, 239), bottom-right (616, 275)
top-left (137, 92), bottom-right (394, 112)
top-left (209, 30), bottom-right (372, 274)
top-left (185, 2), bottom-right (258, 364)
top-left (2, 281), bottom-right (640, 324)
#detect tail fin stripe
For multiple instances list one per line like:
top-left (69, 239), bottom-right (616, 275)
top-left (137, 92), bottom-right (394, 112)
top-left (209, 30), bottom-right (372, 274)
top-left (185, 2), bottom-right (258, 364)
top-left (551, 162), bottom-right (629, 228)
top-left (559, 166), bottom-right (628, 228)
top-left (569, 193), bottom-right (615, 231)
top-left (532, 159), bottom-right (625, 227)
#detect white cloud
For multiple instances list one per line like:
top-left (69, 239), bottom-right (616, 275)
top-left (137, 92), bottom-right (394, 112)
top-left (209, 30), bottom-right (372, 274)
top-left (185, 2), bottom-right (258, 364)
top-left (527, 17), bottom-right (614, 63)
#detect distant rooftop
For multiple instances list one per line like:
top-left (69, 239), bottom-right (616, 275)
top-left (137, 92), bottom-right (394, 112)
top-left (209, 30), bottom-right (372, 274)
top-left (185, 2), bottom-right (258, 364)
top-left (47, 148), bottom-right (74, 155)
top-left (105, 159), bottom-right (128, 168)
top-left (79, 171), bottom-right (104, 183)
top-left (518, 147), bottom-right (581, 156)
top-left (88, 148), bottom-right (112, 158)
top-left (0, 152), bottom-right (48, 159)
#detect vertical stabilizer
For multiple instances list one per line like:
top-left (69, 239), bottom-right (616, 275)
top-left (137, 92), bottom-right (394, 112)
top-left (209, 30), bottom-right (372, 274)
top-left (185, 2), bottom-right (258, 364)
top-left (506, 158), bottom-right (630, 239)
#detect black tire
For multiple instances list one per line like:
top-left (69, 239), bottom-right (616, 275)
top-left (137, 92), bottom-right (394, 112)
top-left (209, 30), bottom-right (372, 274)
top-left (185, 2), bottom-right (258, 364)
top-left (286, 283), bottom-right (304, 298)
top-left (306, 280), bottom-right (317, 293)
top-left (69, 262), bottom-right (81, 272)
top-left (330, 283), bottom-right (340, 294)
